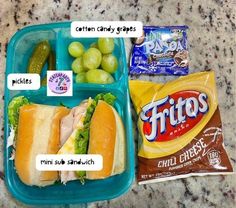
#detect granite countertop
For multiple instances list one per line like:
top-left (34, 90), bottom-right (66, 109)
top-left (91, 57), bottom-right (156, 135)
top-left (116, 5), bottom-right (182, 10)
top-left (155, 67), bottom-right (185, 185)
top-left (0, 0), bottom-right (235, 207)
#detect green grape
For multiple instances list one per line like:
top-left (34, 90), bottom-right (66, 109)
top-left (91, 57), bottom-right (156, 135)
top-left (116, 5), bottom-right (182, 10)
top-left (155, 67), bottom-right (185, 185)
top-left (90, 42), bottom-right (98, 49)
top-left (101, 54), bottom-right (118, 74)
top-left (98, 38), bottom-right (115, 54)
top-left (107, 74), bottom-right (114, 83)
top-left (71, 57), bottom-right (85, 73)
top-left (75, 72), bottom-right (87, 83)
top-left (68, 42), bottom-right (84, 58)
top-left (86, 69), bottom-right (114, 84)
top-left (83, 48), bottom-right (102, 70)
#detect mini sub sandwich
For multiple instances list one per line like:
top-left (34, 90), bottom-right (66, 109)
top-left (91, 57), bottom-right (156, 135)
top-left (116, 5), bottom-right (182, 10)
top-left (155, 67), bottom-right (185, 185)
top-left (14, 103), bottom-right (70, 186)
top-left (58, 93), bottom-right (125, 183)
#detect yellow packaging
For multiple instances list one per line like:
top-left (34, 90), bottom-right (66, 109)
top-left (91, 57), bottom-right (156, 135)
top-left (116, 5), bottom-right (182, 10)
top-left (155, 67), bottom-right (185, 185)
top-left (130, 71), bottom-right (233, 184)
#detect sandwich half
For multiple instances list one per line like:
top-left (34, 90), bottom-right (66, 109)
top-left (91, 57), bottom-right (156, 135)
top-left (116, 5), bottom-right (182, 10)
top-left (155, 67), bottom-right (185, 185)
top-left (15, 104), bottom-right (70, 186)
top-left (58, 98), bottom-right (93, 183)
top-left (86, 100), bottom-right (125, 179)
top-left (58, 93), bottom-right (125, 183)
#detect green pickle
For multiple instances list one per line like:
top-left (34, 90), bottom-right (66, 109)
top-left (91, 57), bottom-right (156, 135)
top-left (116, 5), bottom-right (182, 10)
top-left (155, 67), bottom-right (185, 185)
top-left (27, 40), bottom-right (51, 74)
top-left (41, 50), bottom-right (56, 86)
top-left (41, 77), bottom-right (47, 86)
top-left (48, 50), bottom-right (56, 70)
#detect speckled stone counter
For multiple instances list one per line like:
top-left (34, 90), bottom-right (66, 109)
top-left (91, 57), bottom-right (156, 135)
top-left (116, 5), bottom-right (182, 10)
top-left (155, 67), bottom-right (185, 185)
top-left (0, 0), bottom-right (235, 208)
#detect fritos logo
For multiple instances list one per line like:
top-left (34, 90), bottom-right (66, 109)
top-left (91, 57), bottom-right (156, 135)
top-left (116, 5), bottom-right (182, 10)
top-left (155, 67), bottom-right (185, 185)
top-left (140, 91), bottom-right (209, 142)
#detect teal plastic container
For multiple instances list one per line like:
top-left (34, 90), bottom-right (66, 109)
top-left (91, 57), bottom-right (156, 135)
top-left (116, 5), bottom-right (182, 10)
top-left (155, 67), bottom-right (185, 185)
top-left (4, 22), bottom-right (135, 205)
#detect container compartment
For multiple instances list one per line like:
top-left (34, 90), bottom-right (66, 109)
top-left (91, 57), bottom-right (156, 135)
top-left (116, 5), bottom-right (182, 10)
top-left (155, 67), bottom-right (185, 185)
top-left (6, 29), bottom-right (57, 75)
top-left (4, 87), bottom-right (134, 205)
top-left (4, 22), bottom-right (134, 205)
top-left (5, 28), bottom-right (58, 104)
top-left (56, 28), bottom-right (125, 83)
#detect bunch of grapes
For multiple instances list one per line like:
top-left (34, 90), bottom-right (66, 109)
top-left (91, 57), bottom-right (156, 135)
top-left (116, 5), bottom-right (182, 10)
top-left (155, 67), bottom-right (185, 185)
top-left (68, 38), bottom-right (118, 84)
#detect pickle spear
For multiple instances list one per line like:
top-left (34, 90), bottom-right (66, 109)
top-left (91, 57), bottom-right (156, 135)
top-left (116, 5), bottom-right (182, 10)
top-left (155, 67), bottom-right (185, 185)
top-left (47, 50), bottom-right (56, 71)
top-left (41, 50), bottom-right (56, 86)
top-left (27, 40), bottom-right (51, 74)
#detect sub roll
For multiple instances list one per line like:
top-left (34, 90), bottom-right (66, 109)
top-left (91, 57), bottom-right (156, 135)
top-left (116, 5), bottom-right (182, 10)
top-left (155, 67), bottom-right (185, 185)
top-left (15, 104), bottom-right (70, 186)
top-left (87, 100), bottom-right (125, 179)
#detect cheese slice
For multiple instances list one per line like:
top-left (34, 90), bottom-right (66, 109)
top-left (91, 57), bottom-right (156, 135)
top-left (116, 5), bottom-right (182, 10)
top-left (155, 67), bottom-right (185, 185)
top-left (58, 98), bottom-right (92, 183)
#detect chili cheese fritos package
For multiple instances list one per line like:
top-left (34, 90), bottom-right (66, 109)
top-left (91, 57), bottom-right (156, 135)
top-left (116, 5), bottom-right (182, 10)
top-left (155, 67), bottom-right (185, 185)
top-left (129, 71), bottom-right (233, 184)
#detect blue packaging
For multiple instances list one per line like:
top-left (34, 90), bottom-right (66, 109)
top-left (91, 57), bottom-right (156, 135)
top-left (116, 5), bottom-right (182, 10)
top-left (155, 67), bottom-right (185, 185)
top-left (130, 26), bottom-right (189, 75)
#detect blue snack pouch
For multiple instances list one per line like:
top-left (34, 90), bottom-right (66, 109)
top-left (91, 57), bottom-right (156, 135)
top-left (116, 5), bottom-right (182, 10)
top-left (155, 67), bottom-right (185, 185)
top-left (130, 26), bottom-right (189, 75)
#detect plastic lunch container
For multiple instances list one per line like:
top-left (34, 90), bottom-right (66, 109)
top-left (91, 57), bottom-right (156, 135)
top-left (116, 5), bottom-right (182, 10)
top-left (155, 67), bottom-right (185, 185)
top-left (4, 22), bottom-right (135, 205)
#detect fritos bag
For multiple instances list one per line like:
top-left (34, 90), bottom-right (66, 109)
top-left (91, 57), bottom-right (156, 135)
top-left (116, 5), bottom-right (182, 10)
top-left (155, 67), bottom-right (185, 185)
top-left (129, 71), bottom-right (233, 184)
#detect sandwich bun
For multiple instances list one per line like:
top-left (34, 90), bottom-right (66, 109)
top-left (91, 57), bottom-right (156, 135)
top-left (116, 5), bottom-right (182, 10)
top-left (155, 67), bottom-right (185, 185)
top-left (15, 104), bottom-right (70, 186)
top-left (86, 100), bottom-right (125, 179)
